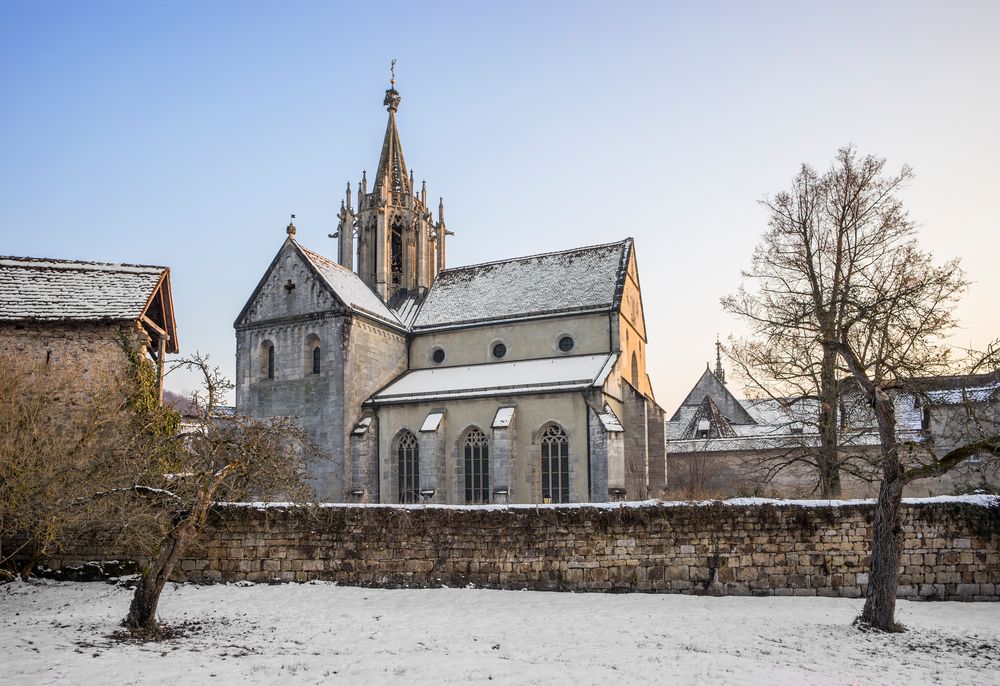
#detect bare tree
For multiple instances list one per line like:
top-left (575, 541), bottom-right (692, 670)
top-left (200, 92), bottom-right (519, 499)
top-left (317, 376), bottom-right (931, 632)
top-left (722, 149), bottom-right (948, 496)
top-left (727, 146), bottom-right (993, 631)
top-left (0, 351), bottom-right (168, 580)
top-left (115, 354), bottom-right (320, 635)
top-left (0, 348), bottom-right (319, 636)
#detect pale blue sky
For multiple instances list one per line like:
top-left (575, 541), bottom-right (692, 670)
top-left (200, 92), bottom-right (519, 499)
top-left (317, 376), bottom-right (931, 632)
top-left (2, 1), bottom-right (998, 411)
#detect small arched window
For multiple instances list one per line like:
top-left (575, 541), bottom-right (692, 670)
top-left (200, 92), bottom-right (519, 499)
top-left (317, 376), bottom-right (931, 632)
top-left (463, 428), bottom-right (490, 504)
top-left (304, 334), bottom-right (321, 376)
top-left (540, 424), bottom-right (569, 503)
top-left (260, 341), bottom-right (275, 380)
top-left (631, 351), bottom-right (639, 385)
top-left (396, 430), bottom-right (419, 503)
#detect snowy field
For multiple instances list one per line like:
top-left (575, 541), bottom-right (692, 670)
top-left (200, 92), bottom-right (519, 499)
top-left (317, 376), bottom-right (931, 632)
top-left (2, 581), bottom-right (998, 685)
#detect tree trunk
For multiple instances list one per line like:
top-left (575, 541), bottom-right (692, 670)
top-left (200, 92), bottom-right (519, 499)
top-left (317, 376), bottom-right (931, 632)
top-left (859, 385), bottom-right (905, 631)
top-left (817, 348), bottom-right (842, 498)
top-left (123, 518), bottom-right (198, 633)
top-left (123, 470), bottom-right (229, 634)
top-left (859, 448), bottom-right (905, 631)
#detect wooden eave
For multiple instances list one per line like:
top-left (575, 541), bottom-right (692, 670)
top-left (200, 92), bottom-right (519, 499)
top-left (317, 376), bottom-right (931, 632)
top-left (140, 270), bottom-right (179, 353)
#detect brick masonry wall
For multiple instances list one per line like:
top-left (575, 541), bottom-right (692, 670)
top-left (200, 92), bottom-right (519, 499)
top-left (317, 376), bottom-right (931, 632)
top-left (96, 499), bottom-right (998, 600)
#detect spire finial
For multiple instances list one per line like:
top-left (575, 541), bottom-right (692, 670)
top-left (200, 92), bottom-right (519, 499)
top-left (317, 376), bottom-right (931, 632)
top-left (286, 213), bottom-right (296, 237)
top-left (384, 59), bottom-right (401, 112)
top-left (714, 335), bottom-right (726, 384)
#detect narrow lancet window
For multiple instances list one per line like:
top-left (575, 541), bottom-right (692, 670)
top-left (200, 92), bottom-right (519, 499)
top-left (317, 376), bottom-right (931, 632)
top-left (396, 430), bottom-right (419, 503)
top-left (540, 424), bottom-right (569, 503)
top-left (464, 428), bottom-right (490, 504)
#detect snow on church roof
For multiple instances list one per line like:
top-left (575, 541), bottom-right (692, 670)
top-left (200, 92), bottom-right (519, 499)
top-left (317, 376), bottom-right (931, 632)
top-left (368, 353), bottom-right (616, 405)
top-left (295, 242), bottom-right (404, 329)
top-left (0, 255), bottom-right (167, 322)
top-left (412, 240), bottom-right (632, 331)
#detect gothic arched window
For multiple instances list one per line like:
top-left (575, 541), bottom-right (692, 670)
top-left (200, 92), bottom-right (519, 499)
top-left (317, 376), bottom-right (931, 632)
top-left (396, 430), bottom-right (419, 503)
top-left (312, 345), bottom-right (321, 375)
top-left (463, 428), bottom-right (490, 504)
top-left (631, 351), bottom-right (639, 385)
top-left (540, 424), bottom-right (569, 503)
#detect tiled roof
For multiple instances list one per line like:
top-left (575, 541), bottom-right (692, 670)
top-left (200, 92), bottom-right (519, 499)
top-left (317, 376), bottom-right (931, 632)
top-left (294, 242), bottom-right (404, 329)
top-left (0, 255), bottom-right (167, 322)
top-left (368, 353), bottom-right (615, 405)
top-left (412, 239), bottom-right (632, 330)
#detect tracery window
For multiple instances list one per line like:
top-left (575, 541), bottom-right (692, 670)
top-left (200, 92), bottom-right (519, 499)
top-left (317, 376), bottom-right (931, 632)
top-left (463, 428), bottom-right (490, 504)
top-left (396, 430), bottom-right (419, 503)
top-left (540, 424), bottom-right (569, 503)
top-left (390, 221), bottom-right (403, 287)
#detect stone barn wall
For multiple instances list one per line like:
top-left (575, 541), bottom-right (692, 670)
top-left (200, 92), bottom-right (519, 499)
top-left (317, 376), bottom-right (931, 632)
top-left (35, 498), bottom-right (1000, 600)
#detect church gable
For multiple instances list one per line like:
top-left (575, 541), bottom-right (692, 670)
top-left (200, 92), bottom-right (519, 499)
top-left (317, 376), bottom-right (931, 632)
top-left (670, 366), bottom-right (757, 425)
top-left (617, 246), bottom-right (646, 340)
top-left (235, 239), bottom-right (345, 327)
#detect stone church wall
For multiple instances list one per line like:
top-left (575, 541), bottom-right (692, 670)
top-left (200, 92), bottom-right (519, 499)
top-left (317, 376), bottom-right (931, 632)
top-left (35, 499), bottom-right (999, 600)
top-left (237, 315), bottom-right (346, 500)
top-left (409, 312), bottom-right (612, 369)
top-left (376, 393), bottom-right (590, 505)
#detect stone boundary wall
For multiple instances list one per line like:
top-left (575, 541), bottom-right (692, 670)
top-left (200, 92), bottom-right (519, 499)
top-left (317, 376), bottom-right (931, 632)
top-left (38, 499), bottom-right (1000, 600)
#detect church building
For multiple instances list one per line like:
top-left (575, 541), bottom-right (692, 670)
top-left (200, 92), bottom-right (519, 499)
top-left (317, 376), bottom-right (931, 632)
top-left (235, 77), bottom-right (665, 504)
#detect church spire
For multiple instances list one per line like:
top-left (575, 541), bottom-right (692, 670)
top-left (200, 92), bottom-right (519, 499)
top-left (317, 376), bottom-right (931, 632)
top-left (714, 336), bottom-right (726, 385)
top-left (346, 64), bottom-right (451, 301)
top-left (373, 59), bottom-right (410, 197)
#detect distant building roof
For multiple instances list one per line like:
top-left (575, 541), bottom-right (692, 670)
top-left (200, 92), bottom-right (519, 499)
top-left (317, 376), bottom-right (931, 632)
top-left (368, 353), bottom-right (617, 405)
top-left (669, 365), bottom-right (756, 425)
top-left (411, 239), bottom-right (632, 331)
top-left (0, 255), bottom-right (177, 352)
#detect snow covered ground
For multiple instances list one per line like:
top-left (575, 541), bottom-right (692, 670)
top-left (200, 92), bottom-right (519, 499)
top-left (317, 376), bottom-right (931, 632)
top-left (2, 580), bottom-right (998, 685)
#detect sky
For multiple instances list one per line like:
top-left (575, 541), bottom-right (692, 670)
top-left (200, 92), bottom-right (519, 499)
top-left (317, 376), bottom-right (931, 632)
top-left (1, 1), bottom-right (998, 412)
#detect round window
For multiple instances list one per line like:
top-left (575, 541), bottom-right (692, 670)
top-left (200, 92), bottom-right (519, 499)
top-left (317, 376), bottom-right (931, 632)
top-left (492, 342), bottom-right (507, 359)
top-left (558, 336), bottom-right (574, 352)
top-left (432, 348), bottom-right (445, 364)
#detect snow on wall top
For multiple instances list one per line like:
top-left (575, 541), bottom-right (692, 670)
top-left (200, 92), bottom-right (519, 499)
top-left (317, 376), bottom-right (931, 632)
top-left (369, 353), bottom-right (614, 404)
top-left (0, 255), bottom-right (165, 322)
top-left (295, 243), bottom-right (403, 329)
top-left (596, 405), bottom-right (624, 432)
top-left (412, 239), bottom-right (631, 330)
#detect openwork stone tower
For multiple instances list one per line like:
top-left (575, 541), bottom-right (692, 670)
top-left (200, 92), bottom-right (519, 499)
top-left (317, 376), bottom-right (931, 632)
top-left (334, 67), bottom-right (451, 301)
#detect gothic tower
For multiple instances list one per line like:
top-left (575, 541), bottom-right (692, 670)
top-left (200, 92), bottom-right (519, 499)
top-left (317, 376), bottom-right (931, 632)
top-left (334, 68), bottom-right (451, 302)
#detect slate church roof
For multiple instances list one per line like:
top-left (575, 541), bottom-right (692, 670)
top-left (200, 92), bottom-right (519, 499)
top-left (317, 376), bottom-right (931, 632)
top-left (411, 239), bottom-right (633, 331)
top-left (368, 353), bottom-right (618, 404)
top-left (0, 255), bottom-right (178, 352)
top-left (294, 242), bottom-right (403, 329)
